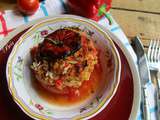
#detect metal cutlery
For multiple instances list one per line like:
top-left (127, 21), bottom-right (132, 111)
top-left (147, 40), bottom-right (160, 119)
top-left (131, 36), bottom-right (151, 120)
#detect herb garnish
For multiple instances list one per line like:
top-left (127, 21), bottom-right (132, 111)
top-left (45, 38), bottom-right (64, 47)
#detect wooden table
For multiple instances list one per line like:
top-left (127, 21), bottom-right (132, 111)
top-left (0, 0), bottom-right (160, 47)
top-left (111, 0), bottom-right (160, 47)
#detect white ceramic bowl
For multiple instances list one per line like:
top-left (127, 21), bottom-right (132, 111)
top-left (6, 15), bottom-right (121, 120)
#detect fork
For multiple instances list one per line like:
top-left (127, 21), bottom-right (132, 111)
top-left (147, 40), bottom-right (160, 119)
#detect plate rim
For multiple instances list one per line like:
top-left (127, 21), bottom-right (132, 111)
top-left (106, 31), bottom-right (141, 120)
top-left (2, 15), bottom-right (140, 120)
top-left (90, 20), bottom-right (141, 120)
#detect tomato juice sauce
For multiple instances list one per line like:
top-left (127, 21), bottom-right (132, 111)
top-left (32, 61), bottom-right (102, 106)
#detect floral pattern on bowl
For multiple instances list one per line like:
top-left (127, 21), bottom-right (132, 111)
top-left (6, 15), bottom-right (121, 120)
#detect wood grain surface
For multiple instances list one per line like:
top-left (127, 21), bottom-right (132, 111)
top-left (110, 9), bottom-right (160, 43)
top-left (0, 0), bottom-right (159, 45)
top-left (112, 0), bottom-right (160, 13)
top-left (0, 0), bottom-right (16, 10)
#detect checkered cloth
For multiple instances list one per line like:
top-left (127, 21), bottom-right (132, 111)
top-left (0, 0), bottom-right (158, 120)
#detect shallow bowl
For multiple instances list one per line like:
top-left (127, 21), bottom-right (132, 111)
top-left (6, 15), bottom-right (121, 120)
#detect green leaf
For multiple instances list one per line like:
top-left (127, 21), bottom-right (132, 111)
top-left (98, 4), bottom-right (107, 16)
top-left (80, 107), bottom-right (87, 113)
top-left (104, 12), bottom-right (113, 25)
top-left (68, 61), bottom-right (78, 64)
top-left (14, 72), bottom-right (22, 81)
top-left (29, 100), bottom-right (34, 105)
top-left (96, 96), bottom-right (100, 102)
top-left (46, 111), bottom-right (53, 115)
top-left (98, 4), bottom-right (113, 25)
top-left (48, 26), bottom-right (54, 31)
top-left (34, 32), bottom-right (40, 45)
top-left (45, 38), bottom-right (63, 46)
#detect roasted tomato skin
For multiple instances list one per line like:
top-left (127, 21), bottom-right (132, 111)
top-left (17, 0), bottom-right (40, 15)
top-left (39, 29), bottom-right (81, 60)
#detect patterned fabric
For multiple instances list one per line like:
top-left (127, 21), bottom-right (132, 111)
top-left (0, 0), bottom-right (158, 119)
top-left (0, 0), bottom-right (64, 40)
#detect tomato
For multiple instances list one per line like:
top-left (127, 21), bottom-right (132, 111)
top-left (55, 79), bottom-right (63, 90)
top-left (17, 0), bottom-right (40, 15)
top-left (68, 87), bottom-right (80, 98)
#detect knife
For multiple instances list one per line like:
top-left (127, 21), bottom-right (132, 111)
top-left (131, 36), bottom-right (151, 120)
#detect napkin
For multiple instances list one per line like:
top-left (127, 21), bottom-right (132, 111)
top-left (0, 0), bottom-right (158, 120)
top-left (99, 15), bottom-right (157, 120)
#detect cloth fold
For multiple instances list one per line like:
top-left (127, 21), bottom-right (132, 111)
top-left (0, 0), bottom-right (157, 120)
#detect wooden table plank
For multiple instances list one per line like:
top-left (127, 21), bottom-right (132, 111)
top-left (111, 9), bottom-right (160, 46)
top-left (0, 0), bottom-right (16, 11)
top-left (112, 0), bottom-right (160, 13)
top-left (1, 0), bottom-right (160, 13)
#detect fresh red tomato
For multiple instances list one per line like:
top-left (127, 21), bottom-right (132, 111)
top-left (17, 0), bottom-right (40, 15)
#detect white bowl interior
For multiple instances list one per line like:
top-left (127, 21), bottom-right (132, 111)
top-left (6, 16), bottom-right (121, 120)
